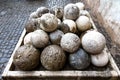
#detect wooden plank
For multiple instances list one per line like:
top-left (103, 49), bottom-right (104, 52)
top-left (108, 49), bottom-right (120, 76)
top-left (5, 70), bottom-right (118, 80)
top-left (89, 16), bottom-right (98, 30)
top-left (6, 71), bottom-right (115, 77)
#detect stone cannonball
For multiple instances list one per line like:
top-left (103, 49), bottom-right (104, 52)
top-left (63, 19), bottom-right (77, 33)
top-left (24, 32), bottom-right (33, 45)
top-left (76, 16), bottom-right (91, 32)
top-left (60, 33), bottom-right (80, 53)
top-left (82, 31), bottom-right (106, 54)
top-left (91, 49), bottom-right (109, 67)
top-left (49, 30), bottom-right (64, 45)
top-left (41, 45), bottom-right (66, 70)
top-left (31, 30), bottom-right (49, 48)
top-left (64, 3), bottom-right (79, 20)
top-left (69, 48), bottom-right (90, 69)
top-left (13, 44), bottom-right (40, 71)
top-left (36, 7), bottom-right (49, 17)
top-left (40, 13), bottom-right (58, 32)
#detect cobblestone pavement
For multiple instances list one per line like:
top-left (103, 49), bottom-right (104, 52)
top-left (0, 0), bottom-right (80, 79)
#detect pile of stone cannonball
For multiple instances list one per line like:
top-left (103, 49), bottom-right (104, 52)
top-left (13, 2), bottom-right (109, 71)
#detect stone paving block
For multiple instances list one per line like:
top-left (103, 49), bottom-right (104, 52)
top-left (0, 58), bottom-right (8, 64)
top-left (0, 75), bottom-right (1, 79)
top-left (0, 53), bottom-right (2, 58)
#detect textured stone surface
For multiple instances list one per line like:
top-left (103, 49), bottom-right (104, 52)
top-left (84, 0), bottom-right (120, 46)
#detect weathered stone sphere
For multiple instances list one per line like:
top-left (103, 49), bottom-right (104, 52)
top-left (58, 22), bottom-right (70, 33)
top-left (55, 8), bottom-right (64, 19)
top-left (13, 44), bottom-right (40, 71)
top-left (79, 10), bottom-right (90, 18)
top-left (25, 19), bottom-right (38, 33)
top-left (82, 31), bottom-right (106, 54)
top-left (63, 19), bottom-right (77, 33)
top-left (41, 45), bottom-right (66, 70)
top-left (76, 16), bottom-right (91, 32)
top-left (36, 7), bottom-right (49, 17)
top-left (64, 3), bottom-right (79, 20)
top-left (91, 49), bottom-right (109, 67)
top-left (69, 48), bottom-right (90, 69)
top-left (29, 12), bottom-right (38, 19)
top-left (49, 30), bottom-right (64, 45)
top-left (40, 13), bottom-right (58, 32)
top-left (75, 2), bottom-right (85, 10)
top-left (24, 32), bottom-right (33, 45)
top-left (60, 33), bottom-right (80, 53)
top-left (31, 30), bottom-right (49, 48)
top-left (57, 18), bottom-right (62, 25)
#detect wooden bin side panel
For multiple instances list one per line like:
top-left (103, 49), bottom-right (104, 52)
top-left (3, 71), bottom-right (118, 80)
top-left (2, 77), bottom-right (113, 80)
